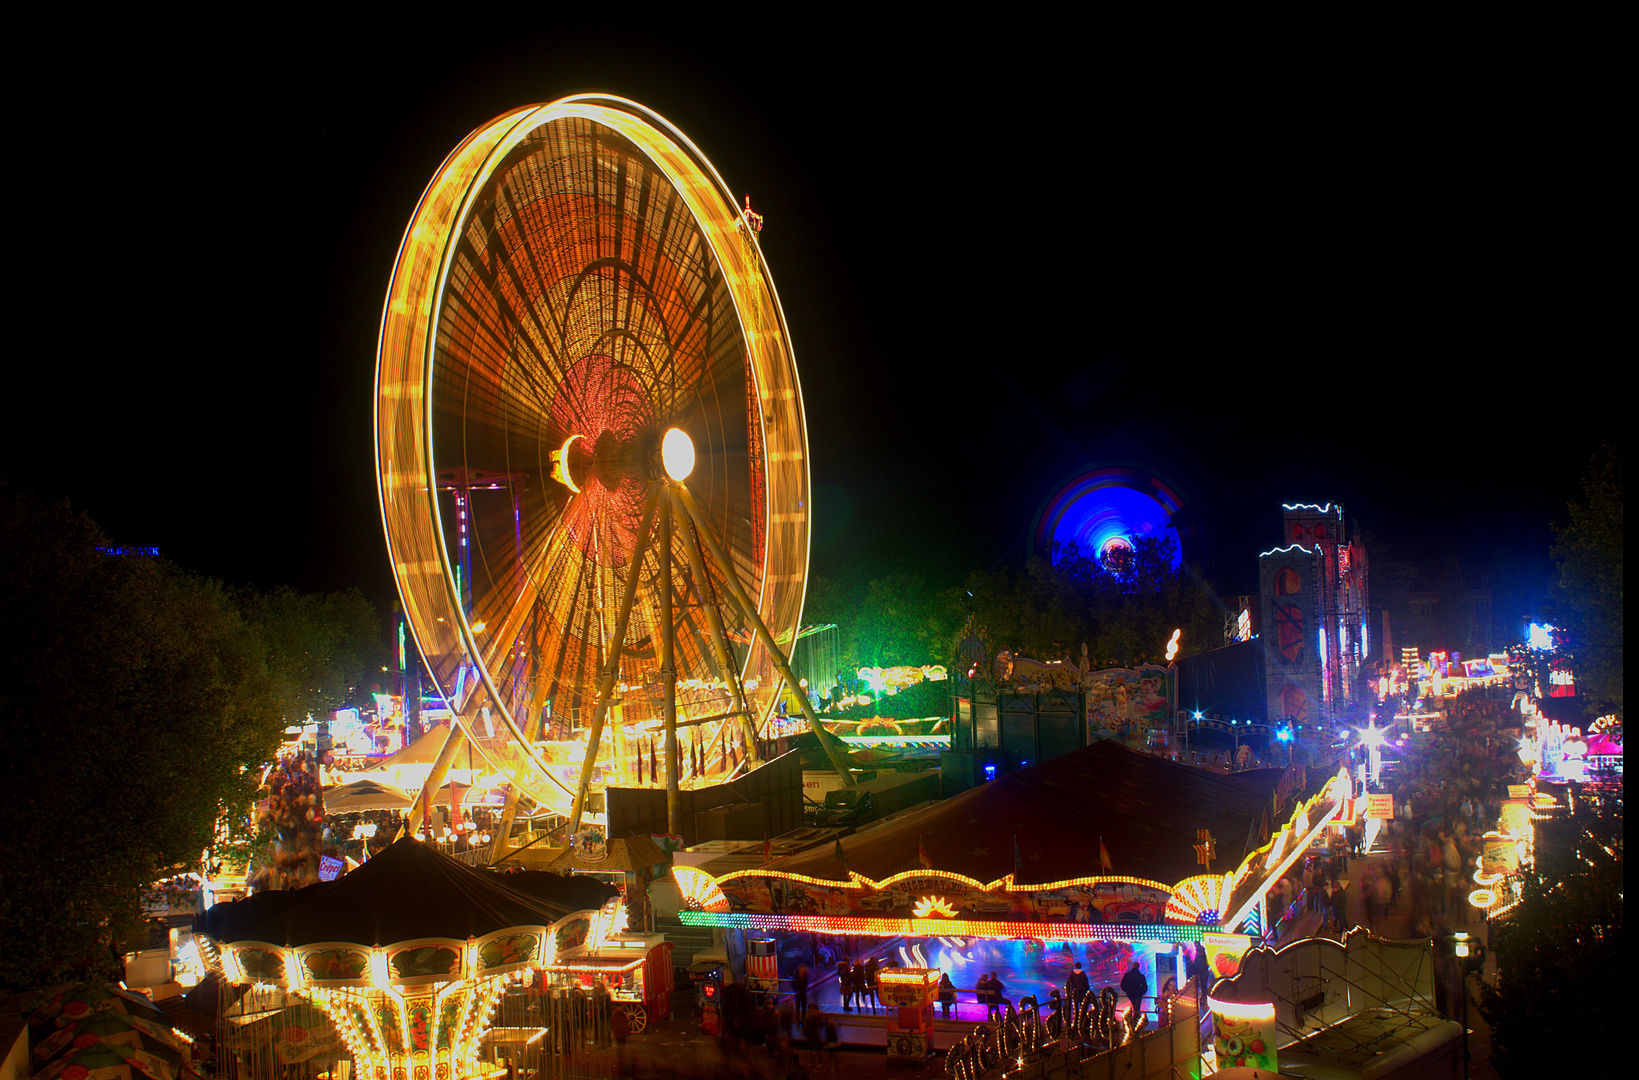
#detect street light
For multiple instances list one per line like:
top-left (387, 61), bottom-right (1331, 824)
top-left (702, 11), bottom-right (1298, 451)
top-left (1442, 931), bottom-right (1483, 1080)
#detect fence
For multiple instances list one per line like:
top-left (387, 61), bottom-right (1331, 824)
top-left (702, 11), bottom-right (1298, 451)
top-left (944, 985), bottom-right (1201, 1080)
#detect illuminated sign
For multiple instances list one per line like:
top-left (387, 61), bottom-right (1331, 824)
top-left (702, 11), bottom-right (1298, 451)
top-left (1365, 794), bottom-right (1394, 819)
top-left (911, 896), bottom-right (957, 918)
top-left (1207, 992), bottom-right (1278, 1073)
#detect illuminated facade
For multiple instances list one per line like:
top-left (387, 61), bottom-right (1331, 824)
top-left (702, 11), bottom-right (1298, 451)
top-left (1259, 504), bottom-right (1369, 725)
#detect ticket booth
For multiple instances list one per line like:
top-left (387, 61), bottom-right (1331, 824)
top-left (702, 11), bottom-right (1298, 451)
top-left (746, 938), bottom-right (779, 1006)
top-left (689, 960), bottom-right (726, 1036)
top-left (879, 967), bottom-right (940, 1059)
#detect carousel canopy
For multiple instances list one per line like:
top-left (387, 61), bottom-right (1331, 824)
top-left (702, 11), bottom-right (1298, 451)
top-left (201, 838), bottom-right (616, 947)
top-left (769, 741), bottom-right (1288, 887)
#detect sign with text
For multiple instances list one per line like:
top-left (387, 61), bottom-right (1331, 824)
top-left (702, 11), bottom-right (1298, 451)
top-left (1365, 793), bottom-right (1395, 819)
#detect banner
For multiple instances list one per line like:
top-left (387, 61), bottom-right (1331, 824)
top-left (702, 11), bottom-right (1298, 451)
top-left (1260, 550), bottom-right (1322, 726)
top-left (1365, 794), bottom-right (1394, 819)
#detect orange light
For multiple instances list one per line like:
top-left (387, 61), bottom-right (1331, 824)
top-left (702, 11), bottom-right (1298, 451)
top-left (1206, 994), bottom-right (1276, 1022)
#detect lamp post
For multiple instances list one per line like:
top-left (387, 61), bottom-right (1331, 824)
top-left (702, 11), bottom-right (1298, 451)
top-left (1443, 930), bottom-right (1482, 1080)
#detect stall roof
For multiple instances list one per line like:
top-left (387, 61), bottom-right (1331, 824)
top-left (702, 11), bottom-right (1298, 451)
top-left (769, 741), bottom-right (1287, 887)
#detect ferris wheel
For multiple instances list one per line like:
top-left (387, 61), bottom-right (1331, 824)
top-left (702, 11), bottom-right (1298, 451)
top-left (375, 95), bottom-right (850, 835)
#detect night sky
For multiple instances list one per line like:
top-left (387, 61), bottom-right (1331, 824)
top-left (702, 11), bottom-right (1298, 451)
top-left (12, 26), bottom-right (1613, 623)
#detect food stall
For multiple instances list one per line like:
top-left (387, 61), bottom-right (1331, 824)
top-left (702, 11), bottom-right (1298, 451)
top-left (541, 900), bottom-right (673, 1032)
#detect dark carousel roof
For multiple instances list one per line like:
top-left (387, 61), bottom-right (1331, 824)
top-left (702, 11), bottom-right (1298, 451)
top-left (201, 838), bottom-right (617, 947)
top-left (770, 741), bottom-right (1287, 888)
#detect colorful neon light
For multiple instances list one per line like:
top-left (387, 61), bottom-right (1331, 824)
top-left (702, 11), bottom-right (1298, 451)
top-left (676, 910), bottom-right (1216, 942)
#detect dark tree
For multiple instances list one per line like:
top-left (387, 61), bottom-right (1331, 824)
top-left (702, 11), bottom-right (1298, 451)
top-left (0, 486), bottom-right (285, 988)
top-left (235, 585), bottom-right (384, 721)
top-left (1549, 444), bottom-right (1622, 718)
top-left (1478, 780), bottom-right (1622, 1077)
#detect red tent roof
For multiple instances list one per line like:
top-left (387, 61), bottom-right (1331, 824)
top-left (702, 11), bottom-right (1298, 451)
top-left (771, 741), bottom-right (1285, 888)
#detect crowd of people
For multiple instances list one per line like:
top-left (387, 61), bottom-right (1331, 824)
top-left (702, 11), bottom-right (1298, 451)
top-left (1381, 693), bottom-right (1528, 936)
top-left (1256, 688), bottom-right (1527, 949)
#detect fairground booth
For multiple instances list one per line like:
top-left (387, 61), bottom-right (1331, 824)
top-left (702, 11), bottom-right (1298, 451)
top-left (673, 742), bottom-right (1342, 1022)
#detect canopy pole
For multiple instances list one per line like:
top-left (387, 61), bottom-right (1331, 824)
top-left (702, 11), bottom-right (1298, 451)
top-left (398, 722), bottom-right (469, 840)
top-left (566, 484), bottom-right (661, 839)
top-left (674, 501), bottom-right (759, 766)
top-left (660, 496), bottom-right (682, 836)
top-left (669, 482), bottom-right (853, 786)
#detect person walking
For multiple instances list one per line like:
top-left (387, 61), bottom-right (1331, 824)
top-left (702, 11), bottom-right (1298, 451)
top-left (792, 963), bottom-right (809, 1016)
top-left (838, 958), bottom-right (854, 1013)
top-left (1066, 961), bottom-right (1089, 1015)
top-left (1362, 869), bottom-right (1379, 929)
top-left (1330, 880), bottom-right (1348, 935)
top-left (802, 1004), bottom-right (823, 1069)
top-left (1375, 867), bottom-right (1393, 928)
top-left (1120, 962), bottom-right (1148, 1019)
top-left (610, 1005), bottom-right (632, 1078)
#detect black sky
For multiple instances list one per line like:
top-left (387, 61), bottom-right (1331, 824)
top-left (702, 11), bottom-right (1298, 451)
top-left (11, 24), bottom-right (1615, 621)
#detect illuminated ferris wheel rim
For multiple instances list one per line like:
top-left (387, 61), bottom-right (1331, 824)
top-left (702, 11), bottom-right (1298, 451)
top-left (373, 94), bottom-right (812, 810)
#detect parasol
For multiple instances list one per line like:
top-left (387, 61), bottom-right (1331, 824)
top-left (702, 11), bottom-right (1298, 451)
top-left (30, 1037), bottom-right (186, 1080)
top-left (25, 984), bottom-right (167, 1035)
top-left (32, 1017), bottom-right (185, 1073)
top-left (321, 779), bottom-right (413, 812)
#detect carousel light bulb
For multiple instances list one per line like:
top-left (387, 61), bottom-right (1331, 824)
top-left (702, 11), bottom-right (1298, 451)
top-left (662, 427), bottom-right (695, 481)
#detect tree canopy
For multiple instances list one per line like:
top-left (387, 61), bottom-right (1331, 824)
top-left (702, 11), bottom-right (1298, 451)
top-left (236, 585), bottom-right (383, 722)
top-left (965, 536), bottom-right (1223, 667)
top-left (1549, 444), bottom-right (1622, 716)
top-left (808, 536), bottom-right (1225, 674)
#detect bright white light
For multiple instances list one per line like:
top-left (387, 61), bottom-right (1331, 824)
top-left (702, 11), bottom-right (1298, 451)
top-left (662, 427), bottom-right (695, 481)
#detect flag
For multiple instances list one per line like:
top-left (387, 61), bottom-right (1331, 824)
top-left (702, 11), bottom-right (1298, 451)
top-left (918, 835), bottom-right (933, 870)
top-left (1014, 835), bottom-right (1023, 873)
top-left (636, 744), bottom-right (644, 784)
top-left (835, 838), bottom-right (850, 875)
top-left (1099, 836), bottom-right (1113, 872)
top-left (650, 739), bottom-right (658, 782)
top-left (764, 836), bottom-right (773, 864)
